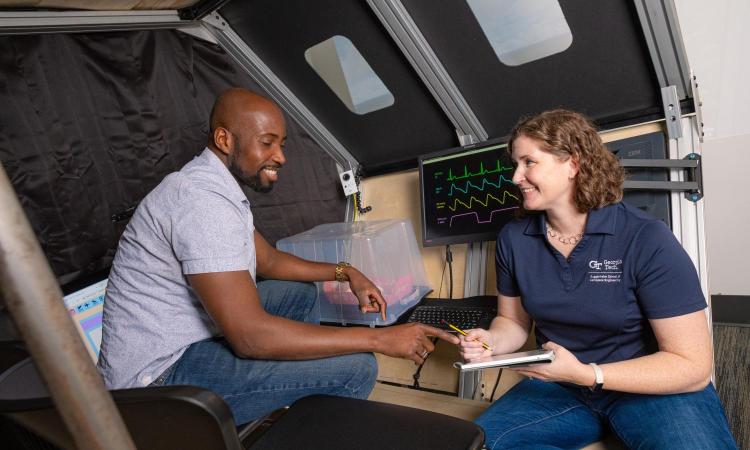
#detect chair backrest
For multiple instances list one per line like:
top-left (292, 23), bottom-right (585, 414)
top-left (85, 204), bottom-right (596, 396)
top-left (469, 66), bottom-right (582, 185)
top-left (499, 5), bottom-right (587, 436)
top-left (249, 394), bottom-right (485, 450)
top-left (0, 347), bottom-right (244, 450)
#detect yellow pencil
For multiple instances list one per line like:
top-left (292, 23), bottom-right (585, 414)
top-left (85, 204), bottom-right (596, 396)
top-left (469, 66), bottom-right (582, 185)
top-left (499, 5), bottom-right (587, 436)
top-left (440, 319), bottom-right (492, 350)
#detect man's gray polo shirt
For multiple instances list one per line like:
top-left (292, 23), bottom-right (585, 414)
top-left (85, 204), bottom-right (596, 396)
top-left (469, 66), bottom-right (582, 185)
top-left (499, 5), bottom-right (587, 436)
top-left (97, 148), bottom-right (256, 389)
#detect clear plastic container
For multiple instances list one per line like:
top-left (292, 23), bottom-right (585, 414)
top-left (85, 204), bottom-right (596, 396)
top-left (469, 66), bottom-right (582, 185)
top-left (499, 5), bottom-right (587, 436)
top-left (276, 219), bottom-right (430, 326)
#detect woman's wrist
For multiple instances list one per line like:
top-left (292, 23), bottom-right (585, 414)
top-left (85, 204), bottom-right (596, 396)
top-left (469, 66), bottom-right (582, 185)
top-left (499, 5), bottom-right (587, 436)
top-left (576, 362), bottom-right (597, 387)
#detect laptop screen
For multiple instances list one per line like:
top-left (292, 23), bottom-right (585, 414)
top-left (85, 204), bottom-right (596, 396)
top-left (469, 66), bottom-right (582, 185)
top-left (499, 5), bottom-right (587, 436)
top-left (63, 278), bottom-right (107, 362)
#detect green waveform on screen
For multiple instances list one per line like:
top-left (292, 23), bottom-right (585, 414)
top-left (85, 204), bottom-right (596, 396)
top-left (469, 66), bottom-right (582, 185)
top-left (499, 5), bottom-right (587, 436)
top-left (447, 175), bottom-right (514, 196)
top-left (446, 160), bottom-right (513, 181)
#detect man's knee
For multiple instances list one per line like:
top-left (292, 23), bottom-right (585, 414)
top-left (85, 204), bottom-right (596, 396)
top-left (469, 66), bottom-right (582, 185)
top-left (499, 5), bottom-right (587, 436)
top-left (285, 280), bottom-right (317, 303)
top-left (257, 280), bottom-right (318, 320)
top-left (341, 352), bottom-right (378, 398)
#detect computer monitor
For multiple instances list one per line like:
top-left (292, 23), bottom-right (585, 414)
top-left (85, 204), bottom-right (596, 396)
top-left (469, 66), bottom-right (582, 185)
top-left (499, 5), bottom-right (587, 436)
top-left (62, 273), bottom-right (108, 362)
top-left (419, 138), bottom-right (521, 247)
top-left (608, 131), bottom-right (671, 227)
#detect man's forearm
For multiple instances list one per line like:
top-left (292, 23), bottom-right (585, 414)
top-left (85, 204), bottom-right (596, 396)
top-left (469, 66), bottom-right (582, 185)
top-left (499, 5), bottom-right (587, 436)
top-left (259, 250), bottom-right (339, 282)
top-left (232, 316), bottom-right (385, 359)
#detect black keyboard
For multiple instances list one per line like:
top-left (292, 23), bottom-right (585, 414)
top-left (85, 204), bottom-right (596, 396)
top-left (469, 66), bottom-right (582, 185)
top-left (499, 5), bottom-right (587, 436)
top-left (407, 305), bottom-right (495, 331)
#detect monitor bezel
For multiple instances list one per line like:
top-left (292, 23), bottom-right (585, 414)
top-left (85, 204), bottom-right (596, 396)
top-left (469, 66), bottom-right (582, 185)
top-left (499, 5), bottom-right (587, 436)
top-left (60, 267), bottom-right (110, 296)
top-left (418, 136), bottom-right (516, 248)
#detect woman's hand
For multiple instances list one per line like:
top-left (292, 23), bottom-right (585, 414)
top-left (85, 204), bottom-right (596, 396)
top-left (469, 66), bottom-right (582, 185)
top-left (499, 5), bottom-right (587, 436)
top-left (510, 341), bottom-right (594, 386)
top-left (458, 328), bottom-right (495, 362)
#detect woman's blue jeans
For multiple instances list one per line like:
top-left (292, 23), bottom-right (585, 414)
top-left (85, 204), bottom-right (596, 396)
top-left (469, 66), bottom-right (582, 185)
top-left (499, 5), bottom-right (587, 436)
top-left (477, 378), bottom-right (737, 449)
top-left (155, 280), bottom-right (378, 425)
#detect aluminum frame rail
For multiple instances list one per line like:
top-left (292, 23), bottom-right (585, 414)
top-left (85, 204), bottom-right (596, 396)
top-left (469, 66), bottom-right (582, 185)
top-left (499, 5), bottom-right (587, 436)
top-left (367, 0), bottom-right (487, 143)
top-left (0, 10), bottom-right (189, 35)
top-left (633, 0), bottom-right (692, 100)
top-left (0, 164), bottom-right (136, 450)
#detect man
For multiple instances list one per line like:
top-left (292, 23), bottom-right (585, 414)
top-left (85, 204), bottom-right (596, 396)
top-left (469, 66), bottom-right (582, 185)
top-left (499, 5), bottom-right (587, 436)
top-left (97, 88), bottom-right (458, 424)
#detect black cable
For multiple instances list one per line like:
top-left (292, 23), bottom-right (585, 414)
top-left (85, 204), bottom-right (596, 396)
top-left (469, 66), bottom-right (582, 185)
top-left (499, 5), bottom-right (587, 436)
top-left (446, 245), bottom-right (454, 299)
top-left (412, 337), bottom-right (439, 389)
top-left (436, 250), bottom-right (448, 298)
top-left (354, 168), bottom-right (372, 215)
top-left (489, 370), bottom-right (502, 402)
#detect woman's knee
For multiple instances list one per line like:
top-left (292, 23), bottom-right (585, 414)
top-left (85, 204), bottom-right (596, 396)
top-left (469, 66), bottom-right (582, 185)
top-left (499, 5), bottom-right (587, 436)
top-left (608, 386), bottom-right (737, 449)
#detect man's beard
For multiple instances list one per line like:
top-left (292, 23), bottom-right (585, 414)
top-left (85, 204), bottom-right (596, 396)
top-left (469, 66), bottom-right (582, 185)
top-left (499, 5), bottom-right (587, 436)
top-left (227, 141), bottom-right (274, 193)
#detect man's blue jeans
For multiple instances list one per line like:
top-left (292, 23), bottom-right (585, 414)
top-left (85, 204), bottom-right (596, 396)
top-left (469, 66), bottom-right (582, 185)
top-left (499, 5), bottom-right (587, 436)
top-left (155, 280), bottom-right (378, 425)
top-left (476, 378), bottom-right (737, 449)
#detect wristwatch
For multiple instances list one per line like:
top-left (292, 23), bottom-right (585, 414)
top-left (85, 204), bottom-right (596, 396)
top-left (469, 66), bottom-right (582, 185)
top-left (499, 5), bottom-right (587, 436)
top-left (589, 363), bottom-right (604, 392)
top-left (335, 261), bottom-right (351, 282)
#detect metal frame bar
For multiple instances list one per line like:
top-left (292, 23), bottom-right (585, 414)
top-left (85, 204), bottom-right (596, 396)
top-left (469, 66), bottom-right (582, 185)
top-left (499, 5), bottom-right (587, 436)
top-left (619, 158), bottom-right (697, 168)
top-left (201, 13), bottom-right (358, 172)
top-left (458, 368), bottom-right (483, 400)
top-left (667, 116), bottom-right (712, 379)
top-left (661, 85), bottom-right (683, 140)
top-left (0, 164), bottom-right (136, 450)
top-left (367, 0), bottom-right (487, 142)
top-left (458, 241), bottom-right (487, 399)
top-left (620, 153), bottom-right (703, 200)
top-left (463, 242), bottom-right (487, 298)
top-left (623, 180), bottom-right (698, 191)
top-left (633, 0), bottom-right (692, 99)
top-left (178, 0), bottom-right (232, 20)
top-left (0, 10), bottom-right (189, 35)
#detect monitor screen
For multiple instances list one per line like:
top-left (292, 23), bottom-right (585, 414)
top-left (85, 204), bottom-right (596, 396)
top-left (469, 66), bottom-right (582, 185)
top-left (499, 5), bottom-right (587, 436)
top-left (62, 275), bottom-right (108, 362)
top-left (419, 138), bottom-right (521, 247)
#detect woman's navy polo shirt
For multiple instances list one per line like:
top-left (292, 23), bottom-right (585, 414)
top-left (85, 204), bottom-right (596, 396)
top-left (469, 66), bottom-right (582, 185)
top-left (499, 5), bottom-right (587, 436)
top-left (495, 202), bottom-right (706, 364)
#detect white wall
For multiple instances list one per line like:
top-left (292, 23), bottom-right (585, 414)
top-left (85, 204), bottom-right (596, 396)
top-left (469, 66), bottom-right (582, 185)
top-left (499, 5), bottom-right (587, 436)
top-left (675, 0), bottom-right (750, 295)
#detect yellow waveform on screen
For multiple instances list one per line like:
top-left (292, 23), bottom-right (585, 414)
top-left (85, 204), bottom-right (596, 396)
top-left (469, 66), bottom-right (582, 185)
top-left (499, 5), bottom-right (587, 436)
top-left (447, 191), bottom-right (519, 212)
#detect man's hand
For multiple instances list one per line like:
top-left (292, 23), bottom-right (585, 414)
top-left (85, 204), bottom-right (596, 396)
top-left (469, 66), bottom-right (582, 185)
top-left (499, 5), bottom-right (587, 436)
top-left (345, 267), bottom-right (388, 321)
top-left (376, 323), bottom-right (460, 364)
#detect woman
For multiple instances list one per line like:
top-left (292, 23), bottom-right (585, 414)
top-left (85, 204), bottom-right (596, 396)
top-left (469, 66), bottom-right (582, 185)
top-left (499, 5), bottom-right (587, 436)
top-left (459, 110), bottom-right (736, 449)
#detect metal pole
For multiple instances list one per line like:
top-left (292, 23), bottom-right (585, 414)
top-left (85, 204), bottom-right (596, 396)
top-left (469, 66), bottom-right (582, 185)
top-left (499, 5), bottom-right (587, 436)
top-left (0, 164), bottom-right (136, 450)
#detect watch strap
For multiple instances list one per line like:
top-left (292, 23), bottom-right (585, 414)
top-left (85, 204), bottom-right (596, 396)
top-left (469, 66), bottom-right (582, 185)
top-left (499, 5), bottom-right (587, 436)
top-left (589, 363), bottom-right (604, 392)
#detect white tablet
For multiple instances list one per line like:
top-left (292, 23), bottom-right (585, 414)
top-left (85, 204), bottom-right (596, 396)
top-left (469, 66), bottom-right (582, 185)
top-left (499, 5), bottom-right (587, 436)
top-left (454, 349), bottom-right (555, 371)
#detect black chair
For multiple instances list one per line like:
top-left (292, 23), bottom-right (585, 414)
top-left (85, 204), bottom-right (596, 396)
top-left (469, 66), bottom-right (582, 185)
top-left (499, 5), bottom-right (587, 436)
top-left (0, 342), bottom-right (484, 449)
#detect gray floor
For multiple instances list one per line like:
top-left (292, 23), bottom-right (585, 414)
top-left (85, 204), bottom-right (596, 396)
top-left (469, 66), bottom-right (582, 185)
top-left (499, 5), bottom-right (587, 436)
top-left (713, 324), bottom-right (749, 449)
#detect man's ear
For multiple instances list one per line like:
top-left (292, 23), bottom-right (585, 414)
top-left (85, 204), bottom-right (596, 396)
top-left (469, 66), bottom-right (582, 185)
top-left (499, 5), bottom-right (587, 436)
top-left (213, 127), bottom-right (233, 155)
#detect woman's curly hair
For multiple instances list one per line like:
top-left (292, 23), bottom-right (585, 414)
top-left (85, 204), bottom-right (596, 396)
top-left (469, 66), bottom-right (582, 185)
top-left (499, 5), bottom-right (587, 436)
top-left (509, 109), bottom-right (624, 213)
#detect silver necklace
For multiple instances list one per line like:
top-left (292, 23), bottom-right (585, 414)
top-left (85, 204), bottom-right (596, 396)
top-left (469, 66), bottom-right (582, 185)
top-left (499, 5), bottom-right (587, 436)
top-left (546, 226), bottom-right (583, 245)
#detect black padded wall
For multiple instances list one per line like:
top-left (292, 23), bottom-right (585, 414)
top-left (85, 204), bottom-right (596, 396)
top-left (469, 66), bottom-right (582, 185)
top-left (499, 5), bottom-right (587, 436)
top-left (0, 30), bottom-right (345, 285)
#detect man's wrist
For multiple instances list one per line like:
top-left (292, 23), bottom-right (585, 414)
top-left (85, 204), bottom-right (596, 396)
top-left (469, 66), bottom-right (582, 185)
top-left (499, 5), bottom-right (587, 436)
top-left (334, 261), bottom-right (351, 282)
top-left (370, 327), bottom-right (386, 354)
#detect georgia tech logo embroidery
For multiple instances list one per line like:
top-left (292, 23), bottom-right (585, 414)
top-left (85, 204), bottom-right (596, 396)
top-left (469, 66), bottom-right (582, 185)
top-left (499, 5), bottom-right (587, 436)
top-left (588, 259), bottom-right (623, 283)
top-left (589, 259), bottom-right (623, 271)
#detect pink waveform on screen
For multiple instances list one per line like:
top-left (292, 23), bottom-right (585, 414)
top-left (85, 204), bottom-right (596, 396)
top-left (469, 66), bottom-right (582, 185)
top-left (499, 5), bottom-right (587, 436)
top-left (449, 206), bottom-right (520, 227)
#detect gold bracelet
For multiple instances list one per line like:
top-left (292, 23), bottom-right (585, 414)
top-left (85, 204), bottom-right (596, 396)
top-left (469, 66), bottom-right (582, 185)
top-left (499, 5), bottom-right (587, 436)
top-left (335, 261), bottom-right (351, 282)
